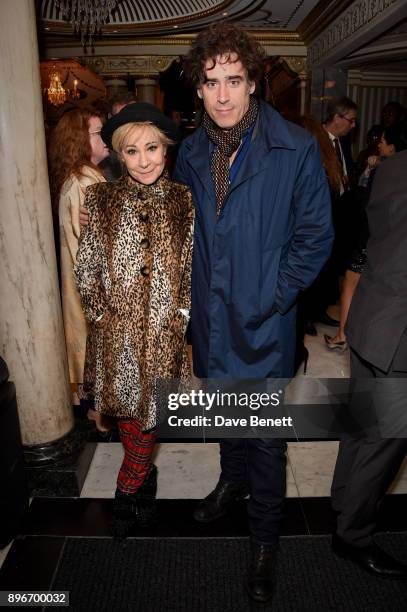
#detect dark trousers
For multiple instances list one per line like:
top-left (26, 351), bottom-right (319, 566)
top-left (220, 438), bottom-right (287, 546)
top-left (331, 348), bottom-right (407, 546)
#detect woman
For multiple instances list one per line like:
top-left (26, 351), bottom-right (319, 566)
top-left (325, 124), bottom-right (407, 350)
top-left (74, 103), bottom-right (194, 536)
top-left (48, 108), bottom-right (110, 429)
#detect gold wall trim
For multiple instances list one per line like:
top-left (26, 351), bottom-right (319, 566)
top-left (282, 56), bottom-right (307, 76)
top-left (82, 55), bottom-right (179, 76)
top-left (42, 30), bottom-right (303, 50)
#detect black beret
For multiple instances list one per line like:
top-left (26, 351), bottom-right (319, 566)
top-left (101, 102), bottom-right (179, 149)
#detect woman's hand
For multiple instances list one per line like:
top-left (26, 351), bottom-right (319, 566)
top-left (367, 155), bottom-right (380, 169)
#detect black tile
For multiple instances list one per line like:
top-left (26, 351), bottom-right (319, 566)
top-left (26, 442), bottom-right (96, 498)
top-left (0, 536), bottom-right (65, 591)
top-left (299, 497), bottom-right (336, 535)
top-left (22, 497), bottom-right (309, 538)
top-left (21, 498), bottom-right (113, 537)
top-left (300, 494), bottom-right (407, 536)
top-left (24, 494), bottom-right (406, 540)
top-left (377, 493), bottom-right (407, 532)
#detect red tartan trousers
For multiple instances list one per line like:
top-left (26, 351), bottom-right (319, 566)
top-left (117, 419), bottom-right (156, 494)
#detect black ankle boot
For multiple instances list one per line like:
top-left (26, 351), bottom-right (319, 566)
top-left (193, 478), bottom-right (248, 523)
top-left (112, 465), bottom-right (158, 538)
top-left (247, 542), bottom-right (276, 603)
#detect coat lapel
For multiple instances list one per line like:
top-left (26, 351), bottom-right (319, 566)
top-left (185, 132), bottom-right (216, 203)
top-left (228, 106), bottom-right (297, 196)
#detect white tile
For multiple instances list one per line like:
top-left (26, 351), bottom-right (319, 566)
top-left (304, 322), bottom-right (350, 379)
top-left (80, 443), bottom-right (123, 498)
top-left (0, 542), bottom-right (12, 570)
top-left (288, 441), bottom-right (339, 497)
top-left (388, 455), bottom-right (407, 494)
top-left (81, 441), bottom-right (298, 498)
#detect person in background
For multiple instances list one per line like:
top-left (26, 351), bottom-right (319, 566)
top-left (356, 124), bottom-right (382, 176)
top-left (319, 96), bottom-right (358, 327)
top-left (331, 122), bottom-right (407, 578)
top-left (48, 108), bottom-right (110, 431)
top-left (380, 100), bottom-right (406, 129)
top-left (74, 103), bottom-right (194, 537)
top-left (99, 92), bottom-right (138, 181)
top-left (108, 91), bottom-right (137, 117)
top-left (325, 123), bottom-right (407, 351)
top-left (292, 115), bottom-right (343, 339)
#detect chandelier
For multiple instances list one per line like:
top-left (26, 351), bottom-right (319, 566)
top-left (47, 68), bottom-right (66, 107)
top-left (54, 0), bottom-right (119, 48)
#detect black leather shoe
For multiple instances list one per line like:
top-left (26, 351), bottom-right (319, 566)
top-left (193, 479), bottom-right (248, 523)
top-left (332, 533), bottom-right (407, 578)
top-left (319, 312), bottom-right (340, 327)
top-left (247, 543), bottom-right (275, 602)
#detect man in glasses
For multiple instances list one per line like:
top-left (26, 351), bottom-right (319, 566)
top-left (324, 96), bottom-right (358, 194)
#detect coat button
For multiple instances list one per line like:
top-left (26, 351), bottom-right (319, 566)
top-left (139, 210), bottom-right (149, 222)
top-left (140, 238), bottom-right (150, 249)
top-left (138, 192), bottom-right (145, 201)
top-left (140, 265), bottom-right (150, 276)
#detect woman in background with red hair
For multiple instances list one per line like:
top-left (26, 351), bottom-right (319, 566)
top-left (48, 108), bottom-right (110, 429)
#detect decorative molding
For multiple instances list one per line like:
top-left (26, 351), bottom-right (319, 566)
top-left (83, 55), bottom-right (179, 77)
top-left (347, 68), bottom-right (407, 86)
top-left (281, 56), bottom-right (307, 76)
top-left (299, 0), bottom-right (354, 44)
top-left (308, 0), bottom-right (398, 66)
top-left (37, 0), bottom-right (237, 30)
top-left (40, 30), bottom-right (304, 50)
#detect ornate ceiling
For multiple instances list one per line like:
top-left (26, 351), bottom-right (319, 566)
top-left (36, 0), bottom-right (321, 36)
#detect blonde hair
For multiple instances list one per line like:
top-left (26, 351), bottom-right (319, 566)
top-left (111, 122), bottom-right (173, 153)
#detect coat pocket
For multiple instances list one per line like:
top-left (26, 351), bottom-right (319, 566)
top-left (258, 246), bottom-right (282, 322)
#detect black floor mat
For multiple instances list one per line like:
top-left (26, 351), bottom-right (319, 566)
top-left (47, 533), bottom-right (407, 612)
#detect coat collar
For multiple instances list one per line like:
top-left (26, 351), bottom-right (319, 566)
top-left (184, 100), bottom-right (297, 197)
top-left (116, 168), bottom-right (171, 197)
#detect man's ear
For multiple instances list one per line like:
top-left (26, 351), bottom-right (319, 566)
top-left (197, 89), bottom-right (203, 99)
top-left (249, 81), bottom-right (255, 95)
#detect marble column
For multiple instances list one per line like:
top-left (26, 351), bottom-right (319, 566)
top-left (135, 77), bottom-right (158, 105)
top-left (0, 0), bottom-right (73, 447)
top-left (298, 78), bottom-right (308, 115)
top-left (104, 78), bottom-right (128, 99)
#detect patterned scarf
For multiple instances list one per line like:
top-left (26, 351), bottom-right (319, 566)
top-left (203, 96), bottom-right (258, 217)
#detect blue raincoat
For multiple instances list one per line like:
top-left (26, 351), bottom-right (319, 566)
top-left (174, 101), bottom-right (333, 378)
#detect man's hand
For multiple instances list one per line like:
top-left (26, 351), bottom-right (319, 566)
top-left (80, 205), bottom-right (89, 227)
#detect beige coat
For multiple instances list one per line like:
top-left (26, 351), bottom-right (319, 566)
top-left (59, 166), bottom-right (106, 385)
top-left (74, 173), bottom-right (194, 429)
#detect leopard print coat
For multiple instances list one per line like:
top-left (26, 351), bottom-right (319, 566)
top-left (74, 172), bottom-right (194, 429)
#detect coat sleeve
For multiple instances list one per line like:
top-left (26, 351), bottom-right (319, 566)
top-left (173, 141), bottom-right (190, 186)
top-left (59, 177), bottom-right (83, 265)
top-left (74, 186), bottom-right (107, 323)
top-left (178, 194), bottom-right (194, 311)
top-left (274, 136), bottom-right (334, 315)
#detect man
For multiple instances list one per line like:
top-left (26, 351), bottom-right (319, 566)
top-left (320, 96), bottom-right (358, 328)
top-left (174, 24), bottom-right (333, 602)
top-left (99, 93), bottom-right (138, 181)
top-left (331, 123), bottom-right (407, 578)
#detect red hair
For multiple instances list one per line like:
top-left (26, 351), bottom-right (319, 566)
top-left (48, 108), bottom-right (104, 212)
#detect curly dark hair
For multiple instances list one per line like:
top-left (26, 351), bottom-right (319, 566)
top-left (184, 23), bottom-right (265, 87)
